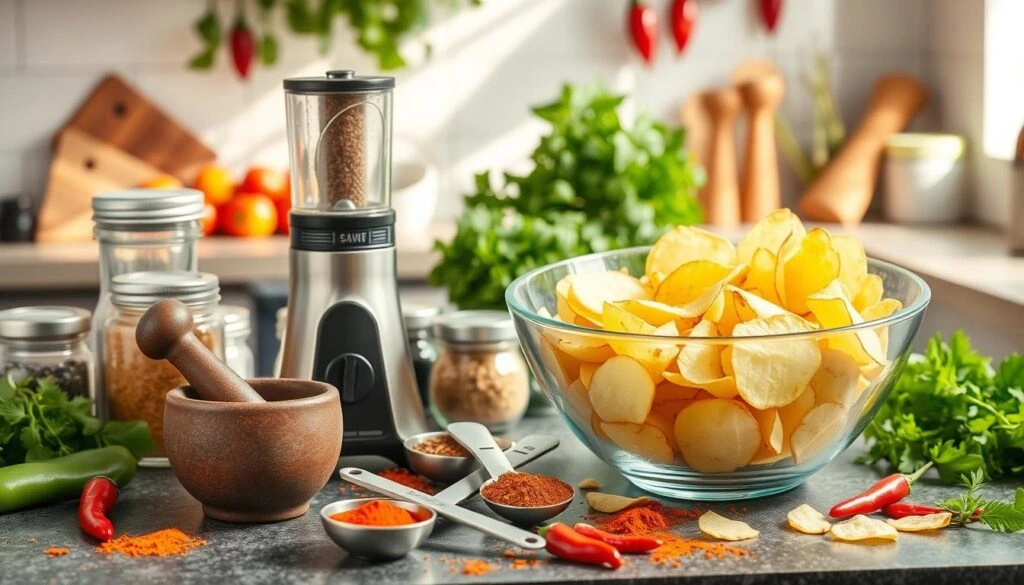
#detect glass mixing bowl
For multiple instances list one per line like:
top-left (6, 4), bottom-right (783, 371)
top-left (506, 247), bottom-right (930, 500)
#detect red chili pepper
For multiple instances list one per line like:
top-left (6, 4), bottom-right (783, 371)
top-left (540, 523), bottom-right (622, 569)
top-left (758, 0), bottom-right (783, 33)
top-left (230, 13), bottom-right (255, 80)
top-left (628, 0), bottom-right (658, 65)
top-left (572, 522), bottom-right (662, 553)
top-left (830, 462), bottom-right (932, 518)
top-left (78, 477), bottom-right (118, 542)
top-left (669, 0), bottom-right (697, 55)
top-left (883, 502), bottom-right (981, 521)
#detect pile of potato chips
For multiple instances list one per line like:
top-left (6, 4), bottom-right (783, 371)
top-left (537, 209), bottom-right (904, 473)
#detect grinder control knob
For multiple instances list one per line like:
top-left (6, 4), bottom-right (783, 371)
top-left (325, 353), bottom-right (375, 404)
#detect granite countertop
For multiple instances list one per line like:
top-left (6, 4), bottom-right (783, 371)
top-left (1, 415), bottom-right (1021, 585)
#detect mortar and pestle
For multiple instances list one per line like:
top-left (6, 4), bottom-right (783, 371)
top-left (136, 299), bottom-right (342, 523)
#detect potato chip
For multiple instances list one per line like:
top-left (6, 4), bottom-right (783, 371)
top-left (698, 510), bottom-right (760, 541)
top-left (886, 512), bottom-right (951, 532)
top-left (787, 504), bottom-right (832, 534)
top-left (676, 320), bottom-right (724, 383)
top-left (790, 402), bottom-right (847, 463)
top-left (556, 275), bottom-right (580, 323)
top-left (737, 208), bottom-right (807, 265)
top-left (591, 412), bottom-right (612, 441)
top-left (782, 228), bottom-right (841, 315)
top-left (806, 280), bottom-right (886, 366)
top-left (655, 261), bottom-right (734, 306)
top-left (810, 348), bottom-right (861, 408)
top-left (674, 399), bottom-right (760, 472)
top-left (578, 478), bottom-right (601, 490)
top-left (749, 449), bottom-right (791, 466)
top-left (654, 380), bottom-right (700, 400)
top-left (646, 226), bottom-right (737, 286)
top-left (726, 285), bottom-right (792, 321)
top-left (743, 248), bottom-right (783, 305)
top-left (646, 409), bottom-right (678, 452)
top-left (586, 492), bottom-right (653, 513)
top-left (562, 379), bottom-right (592, 429)
top-left (751, 407), bottom-right (784, 454)
top-left (731, 315), bottom-right (822, 409)
top-left (555, 340), bottom-right (616, 363)
top-left (568, 271), bottom-right (651, 324)
top-left (600, 421), bottom-right (675, 464)
top-left (860, 298), bottom-right (902, 355)
top-left (721, 346), bottom-right (735, 377)
top-left (589, 355), bottom-right (656, 424)
top-left (831, 234), bottom-right (868, 300)
top-left (829, 515), bottom-right (898, 542)
top-left (537, 337), bottom-right (576, 390)
top-left (853, 274), bottom-right (884, 312)
top-left (779, 386), bottom-right (815, 442)
top-left (614, 299), bottom-right (702, 327)
top-left (579, 361), bottom-right (598, 389)
top-left (603, 303), bottom-right (680, 378)
top-left (707, 290), bottom-right (743, 335)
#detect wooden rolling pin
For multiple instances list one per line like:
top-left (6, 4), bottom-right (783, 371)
top-left (698, 88), bottom-right (743, 228)
top-left (738, 73), bottom-right (784, 223)
top-left (799, 74), bottom-right (929, 225)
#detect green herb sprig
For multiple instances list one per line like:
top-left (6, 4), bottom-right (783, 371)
top-left (939, 469), bottom-right (1024, 533)
top-left (0, 375), bottom-right (153, 466)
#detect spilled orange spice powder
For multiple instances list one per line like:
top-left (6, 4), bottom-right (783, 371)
top-left (97, 528), bottom-right (207, 557)
top-left (378, 468), bottom-right (436, 494)
top-left (44, 546), bottom-right (69, 557)
top-left (461, 559), bottom-right (496, 575)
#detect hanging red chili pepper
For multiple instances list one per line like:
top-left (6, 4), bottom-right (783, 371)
top-left (758, 0), bottom-right (783, 33)
top-left (540, 523), bottom-right (623, 569)
top-left (573, 523), bottom-right (663, 553)
top-left (230, 10), bottom-right (255, 80)
top-left (78, 477), bottom-right (119, 542)
top-left (628, 0), bottom-right (658, 65)
top-left (669, 0), bottom-right (698, 55)
top-left (830, 462), bottom-right (932, 518)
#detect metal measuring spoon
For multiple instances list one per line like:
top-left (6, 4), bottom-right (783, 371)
top-left (447, 422), bottom-right (574, 526)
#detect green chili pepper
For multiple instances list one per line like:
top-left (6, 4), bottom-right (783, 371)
top-left (0, 446), bottom-right (137, 514)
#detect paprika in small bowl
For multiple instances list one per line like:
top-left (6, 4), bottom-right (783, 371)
top-left (320, 498), bottom-right (436, 561)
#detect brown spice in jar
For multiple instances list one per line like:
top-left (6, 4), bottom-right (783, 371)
top-left (430, 347), bottom-right (529, 429)
top-left (412, 435), bottom-right (470, 458)
top-left (105, 325), bottom-right (218, 456)
top-left (323, 93), bottom-right (367, 208)
top-left (480, 472), bottom-right (573, 507)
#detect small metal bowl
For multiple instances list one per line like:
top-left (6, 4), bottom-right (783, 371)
top-left (480, 480), bottom-right (575, 526)
top-left (404, 431), bottom-right (514, 484)
top-left (320, 499), bottom-right (436, 561)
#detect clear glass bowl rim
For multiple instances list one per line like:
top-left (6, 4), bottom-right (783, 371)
top-left (505, 245), bottom-right (931, 344)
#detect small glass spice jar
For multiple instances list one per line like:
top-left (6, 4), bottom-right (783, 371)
top-left (104, 271), bottom-right (223, 467)
top-left (219, 306), bottom-right (255, 379)
top-left (402, 302), bottom-right (441, 407)
top-left (0, 306), bottom-right (93, 399)
top-left (429, 311), bottom-right (529, 433)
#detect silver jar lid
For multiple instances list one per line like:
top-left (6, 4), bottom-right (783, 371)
top-left (110, 271), bottom-right (220, 309)
top-left (0, 306), bottom-right (91, 340)
top-left (433, 310), bottom-right (516, 344)
top-left (402, 302), bottom-right (441, 333)
top-left (92, 189), bottom-right (206, 227)
top-left (219, 306), bottom-right (251, 338)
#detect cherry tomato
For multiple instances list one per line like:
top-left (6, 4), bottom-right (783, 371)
top-left (194, 165), bottom-right (236, 206)
top-left (201, 203), bottom-right (218, 236)
top-left (274, 196), bottom-right (291, 235)
top-left (240, 167), bottom-right (289, 201)
top-left (220, 193), bottom-right (278, 238)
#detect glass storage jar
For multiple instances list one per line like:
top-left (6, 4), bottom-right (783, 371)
top-left (91, 189), bottom-right (205, 418)
top-left (0, 306), bottom-right (93, 399)
top-left (219, 306), bottom-right (255, 379)
top-left (104, 271), bottom-right (223, 467)
top-left (403, 302), bottom-right (440, 407)
top-left (429, 311), bottom-right (529, 433)
top-left (274, 306), bottom-right (288, 377)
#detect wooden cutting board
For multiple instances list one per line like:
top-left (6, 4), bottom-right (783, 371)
top-left (56, 75), bottom-right (215, 182)
top-left (37, 128), bottom-right (164, 243)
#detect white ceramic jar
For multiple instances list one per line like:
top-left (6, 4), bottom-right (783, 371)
top-left (882, 133), bottom-right (966, 224)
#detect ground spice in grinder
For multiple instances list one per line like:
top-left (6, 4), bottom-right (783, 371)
top-left (481, 472), bottom-right (573, 507)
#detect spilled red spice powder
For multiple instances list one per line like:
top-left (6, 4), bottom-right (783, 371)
top-left (378, 468), bottom-right (436, 494)
top-left (44, 546), bottom-right (69, 557)
top-left (461, 559), bottom-right (496, 575)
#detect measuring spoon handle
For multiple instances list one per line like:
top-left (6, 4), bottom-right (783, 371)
top-left (339, 467), bottom-right (545, 550)
top-left (446, 422), bottom-right (514, 479)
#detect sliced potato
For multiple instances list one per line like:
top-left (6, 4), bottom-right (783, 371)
top-left (555, 340), bottom-right (616, 363)
top-left (831, 234), bottom-right (868, 301)
top-left (674, 399), bottom-right (760, 473)
top-left (698, 510), bottom-right (759, 541)
top-left (810, 348), bottom-right (861, 408)
top-left (600, 421), bottom-right (675, 464)
top-left (830, 515), bottom-right (898, 543)
top-left (743, 248), bottom-right (783, 306)
top-left (568, 271), bottom-right (651, 324)
top-left (556, 275), bottom-right (580, 323)
top-left (782, 228), bottom-right (841, 315)
top-left (779, 386), bottom-right (816, 444)
top-left (646, 226), bottom-right (737, 286)
top-left (790, 402), bottom-right (847, 463)
top-left (731, 315), bottom-right (822, 409)
top-left (586, 492), bottom-right (653, 513)
top-left (807, 280), bottom-right (886, 366)
top-left (736, 208), bottom-right (807, 265)
top-left (603, 302), bottom-right (680, 379)
top-left (709, 289), bottom-right (743, 335)
top-left (721, 346), bottom-right (735, 377)
top-left (751, 407), bottom-right (784, 454)
top-left (853, 274), bottom-right (884, 312)
top-left (787, 504), bottom-right (832, 534)
top-left (537, 338), bottom-right (575, 389)
top-left (654, 381), bottom-right (700, 401)
top-left (614, 299), bottom-right (702, 328)
top-left (589, 355), bottom-right (656, 424)
top-left (579, 362), bottom-right (598, 389)
top-left (646, 410), bottom-right (678, 452)
top-left (591, 412), bottom-right (612, 441)
top-left (562, 379), bottom-right (592, 429)
top-left (655, 260), bottom-right (734, 306)
top-left (726, 284), bottom-right (792, 321)
top-left (861, 298), bottom-right (903, 355)
top-left (886, 513), bottom-right (951, 532)
top-left (676, 320), bottom-right (724, 384)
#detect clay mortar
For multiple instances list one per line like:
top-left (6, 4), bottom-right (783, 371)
top-left (164, 378), bottom-right (342, 523)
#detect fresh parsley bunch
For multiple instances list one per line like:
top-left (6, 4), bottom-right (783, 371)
top-left (859, 331), bottom-right (1024, 483)
top-left (431, 83), bottom-right (704, 310)
top-left (0, 375), bottom-right (154, 466)
top-left (940, 469), bottom-right (1024, 533)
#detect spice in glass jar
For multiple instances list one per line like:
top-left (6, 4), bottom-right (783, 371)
top-left (0, 306), bottom-right (93, 398)
top-left (480, 472), bottom-right (574, 507)
top-left (429, 311), bottom-right (529, 433)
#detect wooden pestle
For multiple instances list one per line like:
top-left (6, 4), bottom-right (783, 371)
top-left (799, 74), bottom-right (929, 225)
top-left (698, 88), bottom-right (743, 228)
top-left (738, 73), bottom-right (784, 223)
top-left (136, 299), bottom-right (265, 403)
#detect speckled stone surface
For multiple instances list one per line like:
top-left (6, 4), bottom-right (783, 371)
top-left (1, 415), bottom-right (1021, 585)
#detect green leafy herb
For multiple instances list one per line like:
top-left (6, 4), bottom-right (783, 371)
top-left (430, 83), bottom-right (704, 310)
top-left (188, 5), bottom-right (222, 71)
top-left (939, 469), bottom-right (1024, 532)
top-left (0, 375), bottom-right (153, 466)
top-left (858, 331), bottom-right (1024, 482)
